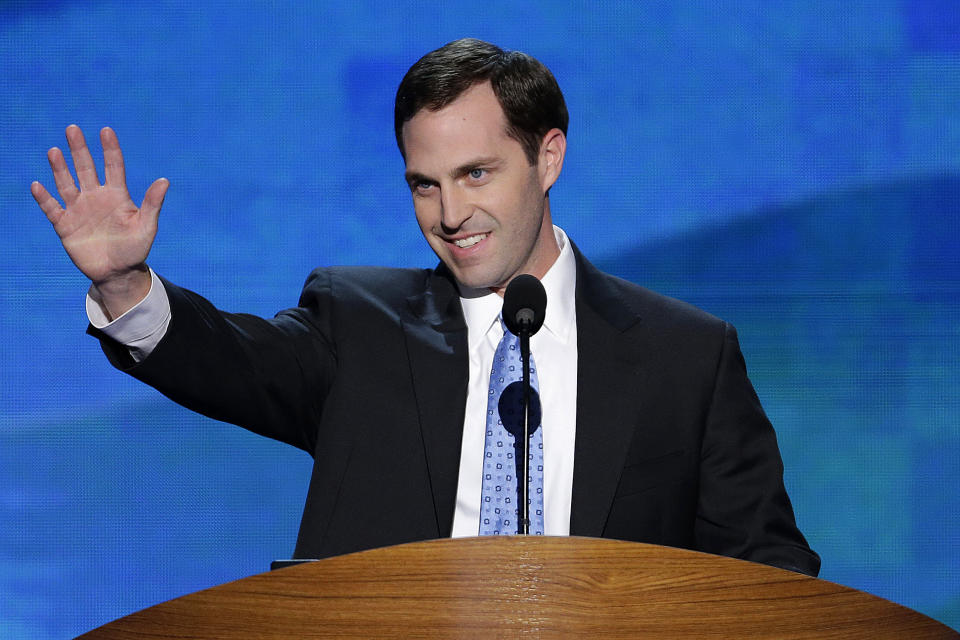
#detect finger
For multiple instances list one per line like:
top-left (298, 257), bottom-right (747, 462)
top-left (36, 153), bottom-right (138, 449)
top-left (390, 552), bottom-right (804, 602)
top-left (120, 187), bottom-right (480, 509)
top-left (100, 127), bottom-right (127, 188)
top-left (31, 181), bottom-right (66, 224)
top-left (47, 146), bottom-right (79, 203)
top-left (65, 124), bottom-right (101, 191)
top-left (140, 177), bottom-right (169, 224)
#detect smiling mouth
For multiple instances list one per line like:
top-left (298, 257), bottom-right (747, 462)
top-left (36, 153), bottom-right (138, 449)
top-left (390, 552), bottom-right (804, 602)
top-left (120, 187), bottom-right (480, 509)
top-left (452, 233), bottom-right (488, 249)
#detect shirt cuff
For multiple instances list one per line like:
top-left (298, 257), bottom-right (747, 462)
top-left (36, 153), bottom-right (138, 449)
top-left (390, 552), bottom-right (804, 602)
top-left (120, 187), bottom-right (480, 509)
top-left (85, 268), bottom-right (171, 362)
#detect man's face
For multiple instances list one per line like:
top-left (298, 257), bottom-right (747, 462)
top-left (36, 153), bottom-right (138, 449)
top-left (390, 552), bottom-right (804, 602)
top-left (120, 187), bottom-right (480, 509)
top-left (402, 82), bottom-right (563, 294)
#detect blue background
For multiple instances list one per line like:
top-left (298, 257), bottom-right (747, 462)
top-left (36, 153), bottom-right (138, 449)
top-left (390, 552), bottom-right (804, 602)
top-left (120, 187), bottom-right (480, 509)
top-left (2, 1), bottom-right (958, 636)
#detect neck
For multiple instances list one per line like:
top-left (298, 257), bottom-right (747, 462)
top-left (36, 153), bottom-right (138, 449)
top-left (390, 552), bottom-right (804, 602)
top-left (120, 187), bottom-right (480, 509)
top-left (490, 207), bottom-right (560, 297)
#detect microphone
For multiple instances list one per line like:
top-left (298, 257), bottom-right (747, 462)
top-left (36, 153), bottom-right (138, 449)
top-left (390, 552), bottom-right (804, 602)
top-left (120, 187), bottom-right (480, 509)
top-left (503, 274), bottom-right (547, 337)
top-left (501, 274), bottom-right (547, 535)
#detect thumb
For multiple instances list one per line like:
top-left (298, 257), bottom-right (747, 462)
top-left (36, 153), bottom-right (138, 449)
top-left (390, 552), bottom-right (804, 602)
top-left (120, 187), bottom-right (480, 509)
top-left (140, 178), bottom-right (169, 223)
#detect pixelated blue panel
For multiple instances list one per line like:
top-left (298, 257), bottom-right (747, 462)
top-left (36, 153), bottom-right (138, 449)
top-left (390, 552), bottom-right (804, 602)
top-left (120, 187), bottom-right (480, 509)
top-left (1, 1), bottom-right (958, 636)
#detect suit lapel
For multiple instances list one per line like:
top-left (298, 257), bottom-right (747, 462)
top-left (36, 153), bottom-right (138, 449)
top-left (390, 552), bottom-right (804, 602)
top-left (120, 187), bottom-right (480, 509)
top-left (402, 267), bottom-right (469, 538)
top-left (570, 248), bottom-right (648, 537)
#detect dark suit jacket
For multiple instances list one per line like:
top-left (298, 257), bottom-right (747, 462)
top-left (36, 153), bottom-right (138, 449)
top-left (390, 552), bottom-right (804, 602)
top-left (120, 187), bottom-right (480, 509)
top-left (93, 246), bottom-right (820, 576)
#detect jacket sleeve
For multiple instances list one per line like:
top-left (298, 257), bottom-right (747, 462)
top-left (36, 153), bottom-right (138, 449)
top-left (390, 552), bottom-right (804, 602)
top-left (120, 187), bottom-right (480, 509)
top-left (87, 271), bottom-right (337, 454)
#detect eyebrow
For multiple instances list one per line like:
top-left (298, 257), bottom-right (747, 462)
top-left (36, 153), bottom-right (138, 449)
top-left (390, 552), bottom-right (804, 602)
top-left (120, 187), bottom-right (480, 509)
top-left (404, 156), bottom-right (502, 187)
top-left (452, 156), bottom-right (501, 177)
top-left (404, 170), bottom-right (432, 188)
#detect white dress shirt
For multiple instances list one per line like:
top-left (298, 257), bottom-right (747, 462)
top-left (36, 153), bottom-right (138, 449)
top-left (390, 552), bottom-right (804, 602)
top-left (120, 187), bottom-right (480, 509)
top-left (88, 226), bottom-right (579, 536)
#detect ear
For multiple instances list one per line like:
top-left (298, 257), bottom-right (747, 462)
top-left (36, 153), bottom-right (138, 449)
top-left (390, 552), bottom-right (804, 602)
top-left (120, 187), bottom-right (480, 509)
top-left (537, 128), bottom-right (566, 193)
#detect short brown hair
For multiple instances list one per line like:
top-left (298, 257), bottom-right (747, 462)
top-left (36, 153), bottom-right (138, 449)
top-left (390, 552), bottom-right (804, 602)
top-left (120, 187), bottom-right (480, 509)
top-left (394, 38), bottom-right (569, 165)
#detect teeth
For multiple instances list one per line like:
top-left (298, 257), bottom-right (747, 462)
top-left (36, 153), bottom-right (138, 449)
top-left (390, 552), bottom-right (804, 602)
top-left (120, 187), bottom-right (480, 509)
top-left (454, 234), bottom-right (487, 248)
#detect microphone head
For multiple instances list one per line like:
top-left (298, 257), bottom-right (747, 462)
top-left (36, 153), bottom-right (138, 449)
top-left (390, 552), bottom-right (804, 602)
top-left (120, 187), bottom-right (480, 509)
top-left (503, 274), bottom-right (547, 336)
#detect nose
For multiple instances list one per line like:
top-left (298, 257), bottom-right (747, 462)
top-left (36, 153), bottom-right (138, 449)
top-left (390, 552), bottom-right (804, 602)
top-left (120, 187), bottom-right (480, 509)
top-left (439, 186), bottom-right (472, 233)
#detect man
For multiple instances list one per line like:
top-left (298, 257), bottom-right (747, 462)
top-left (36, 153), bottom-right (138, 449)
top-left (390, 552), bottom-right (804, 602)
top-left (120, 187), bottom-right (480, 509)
top-left (32, 39), bottom-right (820, 575)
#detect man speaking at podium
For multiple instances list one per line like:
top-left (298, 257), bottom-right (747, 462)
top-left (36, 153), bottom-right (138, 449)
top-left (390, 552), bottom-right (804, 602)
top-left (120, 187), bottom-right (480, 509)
top-left (32, 39), bottom-right (820, 576)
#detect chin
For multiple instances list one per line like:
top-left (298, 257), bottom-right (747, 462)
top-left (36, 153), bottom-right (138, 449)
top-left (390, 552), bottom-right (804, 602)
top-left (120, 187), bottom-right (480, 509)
top-left (448, 267), bottom-right (503, 292)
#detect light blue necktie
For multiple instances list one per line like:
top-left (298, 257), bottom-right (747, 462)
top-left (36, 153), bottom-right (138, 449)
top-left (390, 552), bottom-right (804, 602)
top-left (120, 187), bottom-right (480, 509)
top-left (479, 319), bottom-right (545, 535)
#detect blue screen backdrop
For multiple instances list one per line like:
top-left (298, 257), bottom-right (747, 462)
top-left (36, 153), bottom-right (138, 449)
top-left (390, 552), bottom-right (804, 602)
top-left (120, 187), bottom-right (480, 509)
top-left (1, 1), bottom-right (958, 636)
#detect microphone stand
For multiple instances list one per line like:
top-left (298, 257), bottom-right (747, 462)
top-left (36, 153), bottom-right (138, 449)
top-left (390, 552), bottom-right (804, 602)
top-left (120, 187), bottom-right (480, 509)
top-left (502, 274), bottom-right (546, 536)
top-left (518, 319), bottom-right (532, 536)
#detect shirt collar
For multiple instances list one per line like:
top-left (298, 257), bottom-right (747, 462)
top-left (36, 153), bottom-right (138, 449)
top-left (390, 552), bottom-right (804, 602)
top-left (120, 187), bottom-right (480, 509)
top-left (459, 225), bottom-right (577, 353)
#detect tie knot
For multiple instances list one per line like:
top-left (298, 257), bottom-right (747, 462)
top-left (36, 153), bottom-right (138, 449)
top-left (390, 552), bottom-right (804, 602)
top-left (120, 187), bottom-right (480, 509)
top-left (498, 315), bottom-right (519, 346)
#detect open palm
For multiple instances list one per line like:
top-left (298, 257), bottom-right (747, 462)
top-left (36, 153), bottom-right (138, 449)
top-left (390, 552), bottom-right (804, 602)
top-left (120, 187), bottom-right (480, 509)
top-left (31, 125), bottom-right (168, 287)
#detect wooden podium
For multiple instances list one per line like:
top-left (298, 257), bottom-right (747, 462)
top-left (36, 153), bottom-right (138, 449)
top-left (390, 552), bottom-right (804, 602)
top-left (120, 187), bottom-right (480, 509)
top-left (79, 536), bottom-right (956, 638)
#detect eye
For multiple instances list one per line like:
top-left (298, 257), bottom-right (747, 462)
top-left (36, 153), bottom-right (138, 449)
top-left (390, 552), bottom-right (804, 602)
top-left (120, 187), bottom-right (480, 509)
top-left (468, 168), bottom-right (486, 181)
top-left (412, 180), bottom-right (435, 195)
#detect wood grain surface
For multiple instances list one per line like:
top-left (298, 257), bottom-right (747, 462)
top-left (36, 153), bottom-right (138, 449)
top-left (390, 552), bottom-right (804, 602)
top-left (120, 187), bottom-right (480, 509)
top-left (78, 536), bottom-right (958, 638)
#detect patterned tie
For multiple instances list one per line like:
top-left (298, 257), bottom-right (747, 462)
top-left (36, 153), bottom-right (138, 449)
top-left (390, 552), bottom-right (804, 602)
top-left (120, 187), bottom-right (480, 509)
top-left (479, 319), bottom-right (545, 535)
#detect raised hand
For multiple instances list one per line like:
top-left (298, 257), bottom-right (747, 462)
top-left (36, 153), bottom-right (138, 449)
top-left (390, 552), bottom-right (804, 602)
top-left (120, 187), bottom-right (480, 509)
top-left (32, 125), bottom-right (169, 318)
